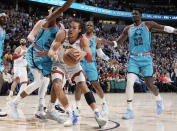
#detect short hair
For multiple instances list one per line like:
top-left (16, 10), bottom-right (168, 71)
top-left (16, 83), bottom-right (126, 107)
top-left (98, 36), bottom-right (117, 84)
top-left (132, 8), bottom-right (142, 15)
top-left (69, 18), bottom-right (85, 36)
top-left (86, 21), bottom-right (94, 26)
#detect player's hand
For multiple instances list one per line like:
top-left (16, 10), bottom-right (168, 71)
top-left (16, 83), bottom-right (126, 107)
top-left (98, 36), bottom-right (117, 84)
top-left (72, 49), bottom-right (86, 60)
top-left (48, 49), bottom-right (59, 62)
top-left (34, 51), bottom-right (48, 57)
top-left (109, 59), bottom-right (118, 65)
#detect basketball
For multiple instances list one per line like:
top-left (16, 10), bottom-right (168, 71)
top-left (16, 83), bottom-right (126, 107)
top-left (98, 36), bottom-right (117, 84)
top-left (63, 48), bottom-right (81, 66)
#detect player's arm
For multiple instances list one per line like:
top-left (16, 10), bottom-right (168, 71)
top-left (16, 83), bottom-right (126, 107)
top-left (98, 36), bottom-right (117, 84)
top-left (48, 30), bottom-right (66, 60)
top-left (27, 20), bottom-right (44, 43)
top-left (145, 21), bottom-right (177, 34)
top-left (96, 43), bottom-right (117, 65)
top-left (12, 47), bottom-right (22, 60)
top-left (75, 37), bottom-right (92, 62)
top-left (104, 26), bottom-right (129, 48)
top-left (43, 0), bottom-right (75, 28)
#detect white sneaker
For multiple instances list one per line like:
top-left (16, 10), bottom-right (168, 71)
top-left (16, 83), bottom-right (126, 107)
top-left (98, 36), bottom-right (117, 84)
top-left (0, 108), bottom-right (7, 117)
top-left (46, 110), bottom-right (64, 123)
top-left (74, 107), bottom-right (80, 117)
top-left (7, 101), bottom-right (19, 119)
top-left (95, 111), bottom-right (107, 128)
top-left (35, 105), bottom-right (46, 119)
top-left (64, 111), bottom-right (78, 127)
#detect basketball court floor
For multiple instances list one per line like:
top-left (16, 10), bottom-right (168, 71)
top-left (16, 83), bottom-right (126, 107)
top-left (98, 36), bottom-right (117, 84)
top-left (0, 93), bottom-right (177, 131)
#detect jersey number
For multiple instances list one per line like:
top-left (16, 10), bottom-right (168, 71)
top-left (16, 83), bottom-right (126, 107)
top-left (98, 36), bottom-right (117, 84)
top-left (134, 37), bottom-right (143, 46)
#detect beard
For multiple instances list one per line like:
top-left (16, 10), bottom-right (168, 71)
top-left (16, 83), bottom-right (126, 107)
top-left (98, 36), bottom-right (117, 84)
top-left (21, 43), bottom-right (26, 46)
top-left (56, 17), bottom-right (62, 22)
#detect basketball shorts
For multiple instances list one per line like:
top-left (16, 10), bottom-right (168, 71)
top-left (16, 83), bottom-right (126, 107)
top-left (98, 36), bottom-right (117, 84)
top-left (80, 61), bottom-right (98, 82)
top-left (51, 62), bottom-right (85, 87)
top-left (13, 66), bottom-right (28, 83)
top-left (127, 55), bottom-right (153, 77)
top-left (26, 45), bottom-right (52, 76)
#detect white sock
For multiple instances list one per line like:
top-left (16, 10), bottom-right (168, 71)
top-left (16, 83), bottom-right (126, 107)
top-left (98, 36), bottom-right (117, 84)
top-left (9, 90), bottom-right (13, 96)
top-left (94, 108), bottom-right (99, 113)
top-left (76, 100), bottom-right (80, 109)
top-left (127, 101), bottom-right (133, 110)
top-left (101, 97), bottom-right (106, 105)
top-left (65, 106), bottom-right (72, 117)
top-left (155, 94), bottom-right (161, 101)
top-left (55, 99), bottom-right (59, 105)
top-left (48, 101), bottom-right (55, 111)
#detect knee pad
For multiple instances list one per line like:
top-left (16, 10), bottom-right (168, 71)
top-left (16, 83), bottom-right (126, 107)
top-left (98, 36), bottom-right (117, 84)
top-left (84, 91), bottom-right (96, 105)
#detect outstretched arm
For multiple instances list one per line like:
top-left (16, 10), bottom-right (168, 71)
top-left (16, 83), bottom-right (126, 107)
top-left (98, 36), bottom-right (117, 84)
top-left (96, 43), bottom-right (117, 65)
top-left (145, 21), bottom-right (177, 34)
top-left (43, 0), bottom-right (75, 28)
top-left (101, 26), bottom-right (129, 48)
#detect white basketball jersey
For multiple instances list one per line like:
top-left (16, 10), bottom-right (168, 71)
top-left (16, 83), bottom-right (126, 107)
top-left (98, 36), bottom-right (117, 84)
top-left (14, 46), bottom-right (27, 67)
top-left (57, 30), bottom-right (82, 67)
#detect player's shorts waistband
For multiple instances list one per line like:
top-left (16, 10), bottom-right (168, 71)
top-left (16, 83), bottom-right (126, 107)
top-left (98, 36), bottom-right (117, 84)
top-left (130, 52), bottom-right (151, 56)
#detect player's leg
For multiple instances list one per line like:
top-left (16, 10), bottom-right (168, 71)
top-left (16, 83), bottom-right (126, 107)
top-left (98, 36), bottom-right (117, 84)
top-left (122, 58), bottom-right (138, 119)
top-left (48, 67), bottom-right (77, 126)
top-left (7, 68), bottom-right (43, 118)
top-left (74, 71), bottom-right (107, 128)
top-left (0, 72), bottom-right (7, 117)
top-left (142, 59), bottom-right (163, 115)
top-left (35, 76), bottom-right (50, 119)
top-left (8, 78), bottom-right (19, 100)
top-left (74, 84), bottom-right (82, 116)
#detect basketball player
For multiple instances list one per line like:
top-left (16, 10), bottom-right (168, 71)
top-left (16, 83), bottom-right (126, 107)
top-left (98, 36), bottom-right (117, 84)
top-left (0, 12), bottom-right (7, 117)
top-left (47, 19), bottom-right (107, 128)
top-left (7, 0), bottom-right (75, 119)
top-left (27, 6), bottom-right (65, 117)
top-left (7, 38), bottom-right (27, 100)
top-left (111, 9), bottom-right (177, 119)
top-left (74, 21), bottom-right (117, 117)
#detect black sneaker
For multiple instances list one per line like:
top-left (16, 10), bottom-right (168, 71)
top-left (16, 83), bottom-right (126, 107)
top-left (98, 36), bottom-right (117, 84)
top-left (55, 105), bottom-right (65, 113)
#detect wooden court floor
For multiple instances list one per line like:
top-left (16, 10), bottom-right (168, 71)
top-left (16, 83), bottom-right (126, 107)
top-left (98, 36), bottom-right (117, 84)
top-left (0, 93), bottom-right (177, 131)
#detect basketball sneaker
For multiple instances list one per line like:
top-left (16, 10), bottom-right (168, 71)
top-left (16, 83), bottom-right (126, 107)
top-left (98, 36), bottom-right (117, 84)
top-left (95, 111), bottom-right (107, 128)
top-left (46, 110), bottom-right (64, 123)
top-left (101, 103), bottom-right (108, 116)
top-left (7, 101), bottom-right (19, 119)
top-left (0, 109), bottom-right (7, 117)
top-left (74, 107), bottom-right (80, 117)
top-left (156, 98), bottom-right (163, 115)
top-left (122, 109), bottom-right (134, 119)
top-left (55, 104), bottom-right (65, 113)
top-left (35, 104), bottom-right (46, 119)
top-left (64, 111), bottom-right (78, 127)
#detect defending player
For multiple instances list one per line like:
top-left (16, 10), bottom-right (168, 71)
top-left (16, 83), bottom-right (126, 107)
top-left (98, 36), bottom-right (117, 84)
top-left (7, 0), bottom-right (75, 119)
top-left (111, 8), bottom-right (177, 119)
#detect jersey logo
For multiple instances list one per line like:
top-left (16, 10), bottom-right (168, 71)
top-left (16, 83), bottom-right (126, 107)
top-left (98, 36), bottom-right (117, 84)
top-left (133, 28), bottom-right (143, 46)
top-left (63, 45), bottom-right (73, 49)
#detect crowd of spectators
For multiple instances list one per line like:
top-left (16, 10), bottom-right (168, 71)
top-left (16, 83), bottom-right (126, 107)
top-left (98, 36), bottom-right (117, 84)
top-left (0, 1), bottom-right (176, 96)
top-left (77, 0), bottom-right (177, 15)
